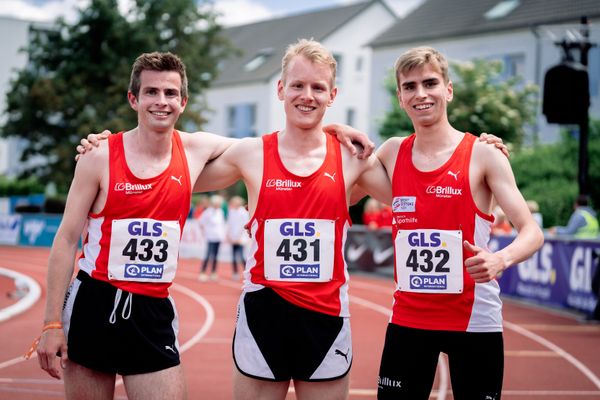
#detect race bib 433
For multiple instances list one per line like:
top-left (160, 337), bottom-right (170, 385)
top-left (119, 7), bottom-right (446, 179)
top-left (108, 219), bottom-right (180, 283)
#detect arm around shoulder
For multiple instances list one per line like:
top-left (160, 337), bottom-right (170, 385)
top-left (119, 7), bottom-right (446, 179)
top-left (194, 137), bottom-right (259, 193)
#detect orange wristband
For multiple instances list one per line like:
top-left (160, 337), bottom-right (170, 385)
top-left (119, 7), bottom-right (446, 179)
top-left (42, 322), bottom-right (63, 332)
top-left (24, 322), bottom-right (64, 359)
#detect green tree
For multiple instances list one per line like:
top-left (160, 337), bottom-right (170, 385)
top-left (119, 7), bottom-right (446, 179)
top-left (1, 0), bottom-right (234, 193)
top-left (511, 120), bottom-right (600, 227)
top-left (378, 59), bottom-right (538, 146)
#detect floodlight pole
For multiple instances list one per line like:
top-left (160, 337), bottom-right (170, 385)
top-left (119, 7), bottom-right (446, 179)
top-left (578, 17), bottom-right (593, 197)
top-left (555, 17), bottom-right (595, 196)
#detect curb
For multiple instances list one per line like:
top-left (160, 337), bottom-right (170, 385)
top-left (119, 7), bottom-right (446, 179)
top-left (0, 267), bottom-right (41, 322)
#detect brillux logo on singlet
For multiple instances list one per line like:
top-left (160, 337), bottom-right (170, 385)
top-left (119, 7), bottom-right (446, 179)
top-left (114, 182), bottom-right (153, 195)
top-left (425, 185), bottom-right (462, 199)
top-left (265, 179), bottom-right (302, 191)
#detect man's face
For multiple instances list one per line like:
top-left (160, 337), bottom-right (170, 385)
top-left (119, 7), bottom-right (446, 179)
top-left (128, 70), bottom-right (187, 133)
top-left (397, 63), bottom-right (452, 128)
top-left (277, 55), bottom-right (337, 130)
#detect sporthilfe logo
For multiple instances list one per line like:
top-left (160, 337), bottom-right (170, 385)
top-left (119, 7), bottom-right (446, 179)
top-left (392, 196), bottom-right (416, 212)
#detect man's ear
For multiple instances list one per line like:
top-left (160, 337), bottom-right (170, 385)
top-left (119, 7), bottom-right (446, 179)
top-left (127, 91), bottom-right (138, 110)
top-left (446, 81), bottom-right (453, 102)
top-left (277, 80), bottom-right (284, 101)
top-left (328, 87), bottom-right (338, 106)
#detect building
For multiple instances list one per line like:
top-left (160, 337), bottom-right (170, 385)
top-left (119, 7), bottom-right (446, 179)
top-left (203, 0), bottom-right (397, 138)
top-left (0, 16), bottom-right (54, 177)
top-left (368, 0), bottom-right (600, 143)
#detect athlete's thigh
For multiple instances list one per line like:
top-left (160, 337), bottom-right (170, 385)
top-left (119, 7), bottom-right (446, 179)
top-left (123, 365), bottom-right (187, 400)
top-left (447, 332), bottom-right (504, 400)
top-left (377, 324), bottom-right (440, 400)
top-left (233, 367), bottom-right (289, 400)
top-left (64, 361), bottom-right (116, 400)
top-left (294, 374), bottom-right (350, 400)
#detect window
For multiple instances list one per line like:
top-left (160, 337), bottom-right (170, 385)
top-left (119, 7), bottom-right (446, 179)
top-left (484, 0), bottom-right (520, 20)
top-left (487, 53), bottom-right (525, 82)
top-left (355, 56), bottom-right (363, 72)
top-left (333, 53), bottom-right (343, 84)
top-left (227, 103), bottom-right (257, 138)
top-left (244, 48), bottom-right (274, 72)
top-left (346, 108), bottom-right (356, 126)
top-left (501, 53), bottom-right (525, 79)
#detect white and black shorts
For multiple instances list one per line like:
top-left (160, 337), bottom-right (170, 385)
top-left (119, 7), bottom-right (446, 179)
top-left (63, 271), bottom-right (181, 375)
top-left (233, 287), bottom-right (352, 382)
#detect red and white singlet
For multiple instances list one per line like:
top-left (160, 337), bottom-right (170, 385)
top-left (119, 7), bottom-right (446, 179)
top-left (391, 133), bottom-right (502, 332)
top-left (245, 132), bottom-right (352, 317)
top-left (78, 131), bottom-right (191, 298)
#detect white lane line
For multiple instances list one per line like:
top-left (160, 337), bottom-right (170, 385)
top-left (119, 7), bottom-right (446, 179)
top-left (350, 295), bottom-right (449, 400)
top-left (504, 320), bottom-right (600, 389)
top-left (0, 267), bottom-right (41, 322)
top-left (171, 282), bottom-right (216, 352)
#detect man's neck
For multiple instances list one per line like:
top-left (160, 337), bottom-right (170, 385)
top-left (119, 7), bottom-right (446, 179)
top-left (125, 126), bottom-right (174, 158)
top-left (279, 123), bottom-right (326, 154)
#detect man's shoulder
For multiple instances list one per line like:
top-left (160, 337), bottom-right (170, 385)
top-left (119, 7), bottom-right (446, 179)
top-left (79, 139), bottom-right (109, 165)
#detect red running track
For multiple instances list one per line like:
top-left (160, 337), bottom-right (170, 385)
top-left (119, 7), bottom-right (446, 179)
top-left (1, 245), bottom-right (599, 399)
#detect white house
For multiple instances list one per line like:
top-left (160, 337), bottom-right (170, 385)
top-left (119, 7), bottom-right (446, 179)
top-left (0, 16), bottom-right (54, 177)
top-left (0, 17), bottom-right (31, 177)
top-left (202, 0), bottom-right (398, 138)
top-left (368, 0), bottom-right (600, 144)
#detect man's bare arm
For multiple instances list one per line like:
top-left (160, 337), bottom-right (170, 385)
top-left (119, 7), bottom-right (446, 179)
top-left (37, 149), bottom-right (104, 379)
top-left (464, 145), bottom-right (543, 282)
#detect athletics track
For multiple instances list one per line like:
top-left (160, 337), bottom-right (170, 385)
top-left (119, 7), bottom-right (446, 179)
top-left (0, 245), bottom-right (599, 399)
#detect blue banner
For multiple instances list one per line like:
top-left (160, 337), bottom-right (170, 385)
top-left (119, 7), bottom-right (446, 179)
top-left (490, 236), bottom-right (600, 314)
top-left (19, 214), bottom-right (63, 247)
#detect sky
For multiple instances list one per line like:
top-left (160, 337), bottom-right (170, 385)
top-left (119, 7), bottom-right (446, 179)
top-left (0, 0), bottom-right (424, 26)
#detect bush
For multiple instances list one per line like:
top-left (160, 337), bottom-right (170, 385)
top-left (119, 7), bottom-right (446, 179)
top-left (0, 177), bottom-right (45, 196)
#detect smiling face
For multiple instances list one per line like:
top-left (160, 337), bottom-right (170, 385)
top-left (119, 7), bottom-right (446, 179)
top-left (128, 69), bottom-right (187, 134)
top-left (397, 63), bottom-right (453, 129)
top-left (277, 55), bottom-right (337, 131)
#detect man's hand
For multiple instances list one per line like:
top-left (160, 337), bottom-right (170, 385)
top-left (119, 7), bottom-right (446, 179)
top-left (323, 124), bottom-right (375, 159)
top-left (75, 130), bottom-right (112, 161)
top-left (36, 329), bottom-right (69, 380)
top-left (478, 132), bottom-right (510, 158)
top-left (463, 240), bottom-right (507, 283)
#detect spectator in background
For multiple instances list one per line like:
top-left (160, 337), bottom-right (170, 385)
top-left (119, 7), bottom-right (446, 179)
top-left (198, 195), bottom-right (226, 281)
top-left (527, 200), bottom-right (543, 228)
top-left (378, 204), bottom-right (393, 228)
top-left (192, 195), bottom-right (210, 220)
top-left (226, 196), bottom-right (249, 281)
top-left (363, 197), bottom-right (381, 230)
top-left (491, 206), bottom-right (513, 235)
top-left (549, 194), bottom-right (599, 239)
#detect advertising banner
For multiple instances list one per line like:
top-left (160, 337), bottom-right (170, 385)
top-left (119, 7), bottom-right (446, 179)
top-left (0, 214), bottom-right (21, 245)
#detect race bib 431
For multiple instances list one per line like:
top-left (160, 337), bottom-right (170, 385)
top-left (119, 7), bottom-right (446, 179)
top-left (264, 219), bottom-right (335, 282)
